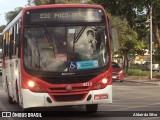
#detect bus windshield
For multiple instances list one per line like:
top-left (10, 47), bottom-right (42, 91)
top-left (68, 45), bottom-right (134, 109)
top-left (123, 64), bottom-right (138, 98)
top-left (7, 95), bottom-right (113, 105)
top-left (24, 25), bottom-right (109, 72)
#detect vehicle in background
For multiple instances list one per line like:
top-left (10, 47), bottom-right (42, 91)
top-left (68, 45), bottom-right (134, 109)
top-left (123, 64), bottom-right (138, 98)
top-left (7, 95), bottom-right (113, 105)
top-left (141, 61), bottom-right (159, 72)
top-left (112, 62), bottom-right (124, 82)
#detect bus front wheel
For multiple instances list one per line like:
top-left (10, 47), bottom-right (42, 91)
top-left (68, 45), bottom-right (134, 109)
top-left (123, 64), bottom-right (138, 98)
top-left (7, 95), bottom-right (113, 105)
top-left (86, 104), bottom-right (98, 112)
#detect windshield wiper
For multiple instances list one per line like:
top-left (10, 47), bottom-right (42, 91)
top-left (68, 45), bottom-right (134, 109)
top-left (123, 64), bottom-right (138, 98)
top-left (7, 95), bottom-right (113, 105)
top-left (34, 37), bottom-right (41, 69)
top-left (73, 26), bottom-right (87, 53)
top-left (42, 23), bottom-right (56, 57)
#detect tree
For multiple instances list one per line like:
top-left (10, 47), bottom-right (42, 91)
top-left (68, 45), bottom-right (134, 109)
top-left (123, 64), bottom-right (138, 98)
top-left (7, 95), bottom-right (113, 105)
top-left (30, 0), bottom-right (82, 5)
top-left (92, 0), bottom-right (160, 49)
top-left (0, 25), bottom-right (5, 33)
top-left (92, 0), bottom-right (160, 76)
top-left (0, 25), bottom-right (5, 49)
top-left (56, 0), bottom-right (82, 3)
top-left (32, 0), bottom-right (56, 5)
top-left (151, 1), bottom-right (160, 49)
top-left (153, 48), bottom-right (160, 65)
top-left (110, 15), bottom-right (145, 75)
top-left (5, 7), bottom-right (23, 24)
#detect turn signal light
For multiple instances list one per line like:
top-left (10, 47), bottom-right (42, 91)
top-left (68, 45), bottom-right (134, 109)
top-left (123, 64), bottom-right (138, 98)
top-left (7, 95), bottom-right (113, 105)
top-left (95, 83), bottom-right (102, 89)
top-left (92, 78), bottom-right (108, 90)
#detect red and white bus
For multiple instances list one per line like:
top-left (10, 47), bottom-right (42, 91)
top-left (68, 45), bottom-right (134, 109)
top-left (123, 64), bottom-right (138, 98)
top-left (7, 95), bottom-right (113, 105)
top-left (2, 4), bottom-right (112, 112)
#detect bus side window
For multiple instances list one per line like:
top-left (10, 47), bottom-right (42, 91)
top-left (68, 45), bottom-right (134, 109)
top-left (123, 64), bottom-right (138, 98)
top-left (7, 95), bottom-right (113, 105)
top-left (14, 23), bottom-right (19, 57)
top-left (15, 22), bottom-right (21, 58)
top-left (12, 25), bottom-right (16, 57)
top-left (6, 32), bottom-right (9, 58)
top-left (3, 34), bottom-right (6, 58)
top-left (9, 27), bottom-right (13, 59)
top-left (5, 33), bottom-right (7, 58)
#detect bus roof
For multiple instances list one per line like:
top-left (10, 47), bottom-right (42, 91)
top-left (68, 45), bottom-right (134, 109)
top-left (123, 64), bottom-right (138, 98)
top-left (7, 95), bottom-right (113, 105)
top-left (23, 4), bottom-right (104, 11)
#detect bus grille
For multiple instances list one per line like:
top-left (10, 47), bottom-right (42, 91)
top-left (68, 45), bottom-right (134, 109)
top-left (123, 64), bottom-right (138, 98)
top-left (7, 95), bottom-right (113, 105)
top-left (53, 94), bottom-right (84, 102)
top-left (49, 86), bottom-right (89, 91)
top-left (40, 75), bottom-right (96, 84)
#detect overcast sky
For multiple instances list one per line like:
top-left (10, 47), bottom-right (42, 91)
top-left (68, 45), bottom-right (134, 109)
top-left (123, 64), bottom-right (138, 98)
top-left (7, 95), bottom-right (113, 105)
top-left (0, 0), bottom-right (27, 26)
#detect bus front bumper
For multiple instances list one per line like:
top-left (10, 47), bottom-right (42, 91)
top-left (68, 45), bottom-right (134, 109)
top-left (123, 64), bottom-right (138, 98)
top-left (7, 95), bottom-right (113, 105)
top-left (22, 85), bottom-right (112, 109)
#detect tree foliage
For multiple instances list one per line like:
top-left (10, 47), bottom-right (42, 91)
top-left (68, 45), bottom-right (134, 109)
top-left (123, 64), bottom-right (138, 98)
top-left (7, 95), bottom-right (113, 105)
top-left (0, 25), bottom-right (5, 33)
top-left (110, 16), bottom-right (145, 54)
top-left (110, 15), bottom-right (145, 74)
top-left (31, 0), bottom-right (56, 5)
top-left (92, 0), bottom-right (160, 74)
top-left (29, 0), bottom-right (82, 5)
top-left (0, 25), bottom-right (5, 49)
top-left (5, 7), bottom-right (23, 24)
top-left (92, 0), bottom-right (160, 49)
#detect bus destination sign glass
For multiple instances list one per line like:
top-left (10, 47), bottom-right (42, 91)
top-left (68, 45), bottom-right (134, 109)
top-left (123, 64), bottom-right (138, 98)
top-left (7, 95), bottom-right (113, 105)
top-left (28, 8), bottom-right (105, 23)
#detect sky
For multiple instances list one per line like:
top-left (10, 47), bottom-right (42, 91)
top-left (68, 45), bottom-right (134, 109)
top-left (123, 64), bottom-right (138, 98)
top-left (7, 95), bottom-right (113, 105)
top-left (0, 0), bottom-right (28, 26)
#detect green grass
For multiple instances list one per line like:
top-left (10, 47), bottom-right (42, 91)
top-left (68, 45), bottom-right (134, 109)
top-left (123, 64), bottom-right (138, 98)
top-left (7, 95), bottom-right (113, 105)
top-left (127, 68), bottom-right (160, 76)
top-left (128, 69), bottom-right (149, 76)
top-left (129, 64), bottom-right (142, 69)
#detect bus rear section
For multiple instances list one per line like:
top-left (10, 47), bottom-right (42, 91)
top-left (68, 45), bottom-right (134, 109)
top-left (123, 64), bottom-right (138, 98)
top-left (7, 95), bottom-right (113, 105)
top-left (4, 4), bottom-right (112, 112)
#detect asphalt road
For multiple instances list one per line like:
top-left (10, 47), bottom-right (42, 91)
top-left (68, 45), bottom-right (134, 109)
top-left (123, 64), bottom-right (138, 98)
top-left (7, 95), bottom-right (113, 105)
top-left (0, 76), bottom-right (160, 120)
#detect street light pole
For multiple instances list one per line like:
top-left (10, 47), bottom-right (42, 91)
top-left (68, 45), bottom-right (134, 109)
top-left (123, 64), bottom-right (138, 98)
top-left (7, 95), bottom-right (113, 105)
top-left (150, 4), bottom-right (153, 80)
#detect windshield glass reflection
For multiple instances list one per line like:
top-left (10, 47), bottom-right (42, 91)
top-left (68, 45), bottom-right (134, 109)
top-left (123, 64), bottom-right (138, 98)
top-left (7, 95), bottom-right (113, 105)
top-left (24, 25), bottom-right (109, 72)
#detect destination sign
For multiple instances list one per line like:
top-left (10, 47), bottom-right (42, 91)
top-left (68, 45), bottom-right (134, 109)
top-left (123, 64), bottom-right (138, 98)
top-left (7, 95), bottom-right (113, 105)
top-left (25, 8), bottom-right (105, 23)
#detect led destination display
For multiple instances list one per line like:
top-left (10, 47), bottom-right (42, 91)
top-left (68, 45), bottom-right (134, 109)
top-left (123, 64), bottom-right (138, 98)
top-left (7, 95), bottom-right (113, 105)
top-left (25, 8), bottom-right (105, 23)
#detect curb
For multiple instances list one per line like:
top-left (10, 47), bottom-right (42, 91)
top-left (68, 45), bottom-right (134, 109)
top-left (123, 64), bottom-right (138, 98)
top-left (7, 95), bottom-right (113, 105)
top-left (124, 79), bottom-right (160, 86)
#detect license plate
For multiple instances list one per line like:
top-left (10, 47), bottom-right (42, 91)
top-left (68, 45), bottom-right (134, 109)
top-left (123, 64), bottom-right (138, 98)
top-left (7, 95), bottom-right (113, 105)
top-left (112, 76), bottom-right (117, 78)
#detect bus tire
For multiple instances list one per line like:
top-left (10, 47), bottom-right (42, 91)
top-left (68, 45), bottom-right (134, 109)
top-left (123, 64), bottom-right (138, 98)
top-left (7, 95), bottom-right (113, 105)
top-left (8, 96), bottom-right (14, 104)
top-left (86, 104), bottom-right (98, 112)
top-left (16, 82), bottom-right (19, 104)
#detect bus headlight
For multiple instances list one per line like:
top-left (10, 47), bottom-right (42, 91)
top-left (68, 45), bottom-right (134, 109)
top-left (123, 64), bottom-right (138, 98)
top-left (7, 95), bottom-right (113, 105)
top-left (28, 81), bottom-right (35, 88)
top-left (102, 78), bottom-right (108, 84)
top-left (23, 80), bottom-right (46, 92)
top-left (119, 70), bottom-right (123, 74)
